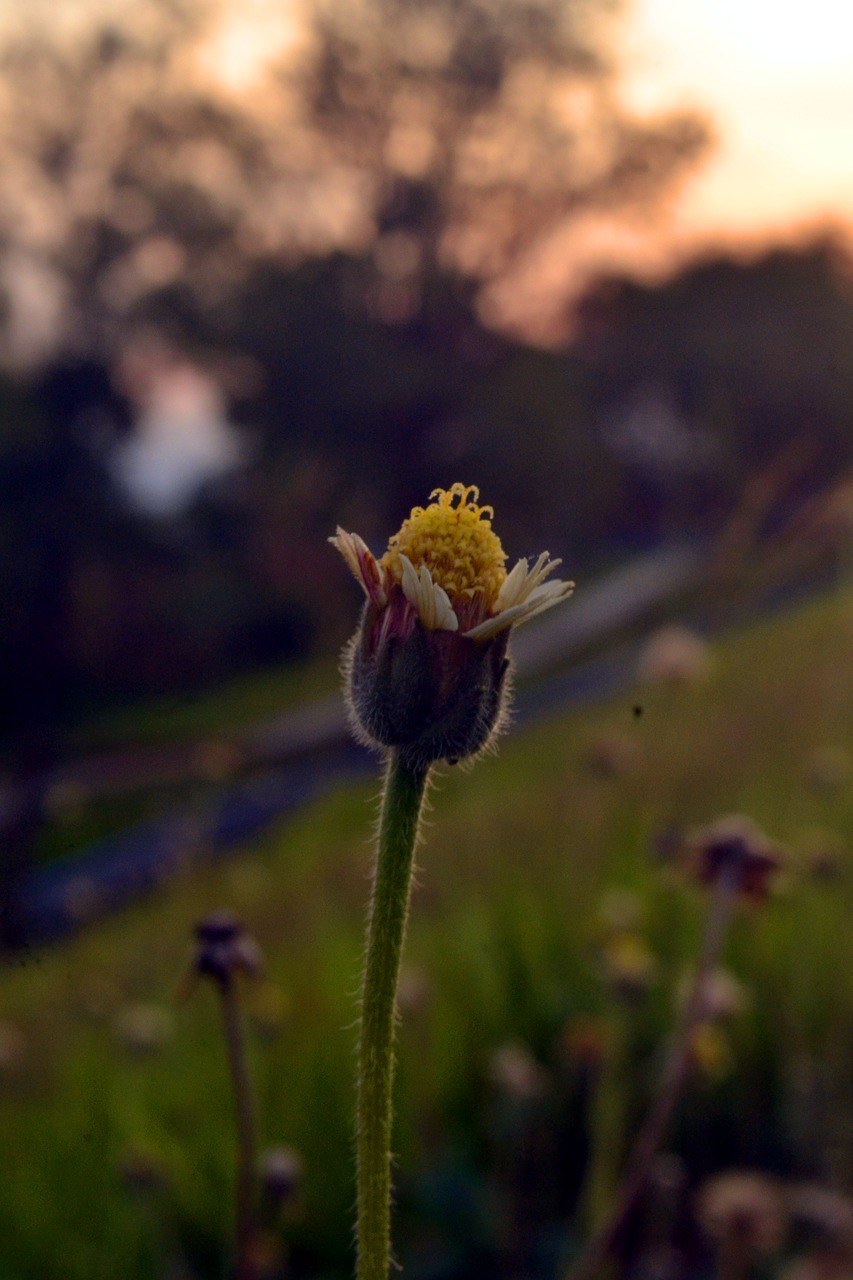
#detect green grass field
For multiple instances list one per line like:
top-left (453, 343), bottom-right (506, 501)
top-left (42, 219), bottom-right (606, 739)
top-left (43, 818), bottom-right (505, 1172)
top-left (3, 584), bottom-right (853, 1279)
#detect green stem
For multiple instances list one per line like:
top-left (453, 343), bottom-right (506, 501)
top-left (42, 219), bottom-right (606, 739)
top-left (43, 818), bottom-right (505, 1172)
top-left (357, 749), bottom-right (430, 1280)
top-left (219, 979), bottom-right (259, 1280)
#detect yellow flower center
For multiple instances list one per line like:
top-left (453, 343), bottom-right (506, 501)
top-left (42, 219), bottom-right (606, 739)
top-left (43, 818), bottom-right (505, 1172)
top-left (382, 483), bottom-right (507, 604)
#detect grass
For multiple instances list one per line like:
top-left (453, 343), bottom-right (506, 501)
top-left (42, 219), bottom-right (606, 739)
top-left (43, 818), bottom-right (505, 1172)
top-left (36, 650), bottom-right (342, 865)
top-left (3, 582), bottom-right (853, 1278)
top-left (64, 651), bottom-right (342, 751)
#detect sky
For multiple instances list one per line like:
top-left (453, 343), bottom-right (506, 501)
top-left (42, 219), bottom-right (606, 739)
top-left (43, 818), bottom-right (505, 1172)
top-left (2, 0), bottom-right (851, 351)
top-left (481, 0), bottom-right (853, 338)
top-left (624, 0), bottom-right (853, 244)
top-left (5, 0), bottom-right (847, 502)
top-left (3, 0), bottom-right (850, 254)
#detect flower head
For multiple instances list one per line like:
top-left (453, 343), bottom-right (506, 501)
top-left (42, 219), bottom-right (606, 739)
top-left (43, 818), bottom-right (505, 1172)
top-left (688, 815), bottom-right (784, 903)
top-left (192, 911), bottom-right (263, 986)
top-left (331, 483), bottom-right (574, 766)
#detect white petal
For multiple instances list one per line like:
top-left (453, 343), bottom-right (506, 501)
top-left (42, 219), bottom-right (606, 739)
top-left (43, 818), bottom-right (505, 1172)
top-left (329, 528), bottom-right (387, 606)
top-left (495, 558), bottom-right (530, 610)
top-left (463, 601), bottom-right (535, 641)
top-left (496, 553), bottom-right (561, 610)
top-left (399, 555), bottom-right (458, 632)
top-left (430, 581), bottom-right (458, 631)
top-left (510, 579), bottom-right (575, 627)
top-left (400, 554), bottom-right (423, 610)
top-left (464, 576), bottom-right (574, 641)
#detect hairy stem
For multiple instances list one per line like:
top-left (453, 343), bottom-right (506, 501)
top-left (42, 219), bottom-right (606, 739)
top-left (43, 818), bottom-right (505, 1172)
top-left (357, 749), bottom-right (430, 1280)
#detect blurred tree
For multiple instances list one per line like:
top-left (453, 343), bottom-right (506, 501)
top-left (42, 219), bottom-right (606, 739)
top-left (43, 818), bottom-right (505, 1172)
top-left (297, 0), bottom-right (709, 317)
top-left (575, 237), bottom-right (853, 534)
top-left (0, 0), bottom-right (709, 359)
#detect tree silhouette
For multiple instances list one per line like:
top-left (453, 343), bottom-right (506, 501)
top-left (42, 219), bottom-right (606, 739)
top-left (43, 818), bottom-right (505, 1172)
top-left (298, 0), bottom-right (708, 306)
top-left (0, 0), bottom-right (709, 356)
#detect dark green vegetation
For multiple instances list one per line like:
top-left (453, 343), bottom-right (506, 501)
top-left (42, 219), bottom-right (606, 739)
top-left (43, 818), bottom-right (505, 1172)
top-left (3, 583), bottom-right (853, 1278)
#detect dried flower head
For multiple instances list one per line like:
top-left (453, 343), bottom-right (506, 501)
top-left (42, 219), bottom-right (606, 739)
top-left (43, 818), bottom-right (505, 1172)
top-left (600, 930), bottom-right (657, 1002)
top-left (696, 1170), bottom-right (787, 1256)
top-left (688, 815), bottom-right (784, 903)
top-left (193, 911), bottom-right (263, 986)
top-left (331, 483), bottom-right (574, 766)
top-left (638, 625), bottom-right (710, 686)
top-left (260, 1145), bottom-right (304, 1209)
top-left (788, 1183), bottom-right (853, 1254)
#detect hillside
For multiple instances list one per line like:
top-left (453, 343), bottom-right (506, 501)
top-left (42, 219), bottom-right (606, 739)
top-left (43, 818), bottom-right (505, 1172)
top-left (2, 582), bottom-right (853, 1279)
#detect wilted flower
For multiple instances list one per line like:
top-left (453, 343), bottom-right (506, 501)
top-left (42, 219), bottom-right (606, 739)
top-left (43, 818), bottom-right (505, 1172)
top-left (115, 1003), bottom-right (175, 1054)
top-left (688, 815), bottom-right (785, 903)
top-left (331, 483), bottom-right (574, 766)
top-left (260, 1145), bottom-right (304, 1210)
top-left (638, 625), bottom-right (710, 686)
top-left (192, 911), bottom-right (263, 987)
top-left (696, 1170), bottom-right (787, 1256)
top-left (600, 930), bottom-right (657, 1002)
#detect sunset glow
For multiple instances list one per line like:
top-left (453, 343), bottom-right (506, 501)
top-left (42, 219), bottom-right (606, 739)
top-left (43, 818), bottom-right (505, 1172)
top-left (489, 0), bottom-right (853, 338)
top-left (623, 0), bottom-right (853, 242)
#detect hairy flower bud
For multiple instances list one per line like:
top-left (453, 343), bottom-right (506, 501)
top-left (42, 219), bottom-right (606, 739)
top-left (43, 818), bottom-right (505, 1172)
top-left (331, 484), bottom-right (574, 767)
top-left (347, 601), bottom-right (511, 767)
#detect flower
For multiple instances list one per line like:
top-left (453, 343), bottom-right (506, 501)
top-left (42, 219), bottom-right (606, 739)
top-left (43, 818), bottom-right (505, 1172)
top-left (332, 483), bottom-right (573, 640)
top-left (192, 911), bottom-right (263, 986)
top-left (696, 1171), bottom-right (787, 1257)
top-left (688, 815), bottom-right (784, 903)
top-left (331, 483), bottom-right (574, 766)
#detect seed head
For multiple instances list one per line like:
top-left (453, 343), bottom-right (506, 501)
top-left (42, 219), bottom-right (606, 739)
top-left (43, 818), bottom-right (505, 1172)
top-left (193, 911), bottom-right (263, 986)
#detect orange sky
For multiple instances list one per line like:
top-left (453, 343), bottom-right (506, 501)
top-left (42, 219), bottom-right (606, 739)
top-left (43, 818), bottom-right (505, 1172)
top-left (624, 0), bottom-right (853, 243)
top-left (3, 0), bottom-right (851, 345)
top-left (463, 0), bottom-right (853, 338)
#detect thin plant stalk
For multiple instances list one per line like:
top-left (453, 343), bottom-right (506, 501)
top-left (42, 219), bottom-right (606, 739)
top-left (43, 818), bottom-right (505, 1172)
top-left (582, 1007), bottom-right (631, 1234)
top-left (219, 977), bottom-right (259, 1280)
top-left (357, 748), bottom-right (430, 1280)
top-left (569, 855), bottom-right (744, 1280)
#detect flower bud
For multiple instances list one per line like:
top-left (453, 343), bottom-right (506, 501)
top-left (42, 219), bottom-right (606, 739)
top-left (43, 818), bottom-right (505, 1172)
top-left (347, 601), bottom-right (510, 767)
top-left (688, 815), bottom-right (784, 903)
top-left (331, 484), bottom-right (574, 767)
top-left (192, 911), bottom-right (263, 986)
